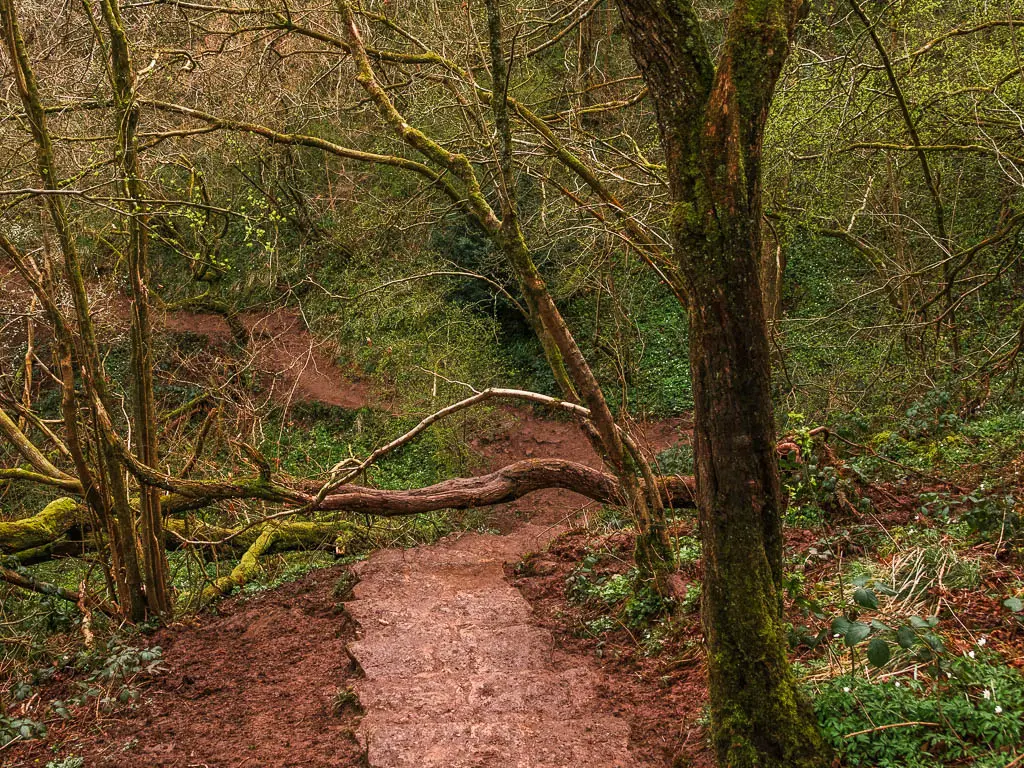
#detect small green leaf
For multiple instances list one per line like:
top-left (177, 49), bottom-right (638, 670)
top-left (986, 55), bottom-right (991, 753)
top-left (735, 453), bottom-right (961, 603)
top-left (897, 626), bottom-right (917, 648)
top-left (831, 616), bottom-right (853, 636)
top-left (1004, 597), bottom-right (1024, 613)
top-left (867, 637), bottom-right (892, 667)
top-left (845, 621), bottom-right (871, 647)
top-left (853, 588), bottom-right (879, 610)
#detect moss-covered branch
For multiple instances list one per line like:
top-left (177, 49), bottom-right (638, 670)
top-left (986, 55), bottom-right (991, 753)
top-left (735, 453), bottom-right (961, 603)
top-left (0, 498), bottom-right (82, 553)
top-left (191, 519), bottom-right (363, 601)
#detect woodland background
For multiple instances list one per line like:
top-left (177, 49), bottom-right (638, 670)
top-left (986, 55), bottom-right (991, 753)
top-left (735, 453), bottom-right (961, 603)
top-left (2, 1), bottom-right (1024, 766)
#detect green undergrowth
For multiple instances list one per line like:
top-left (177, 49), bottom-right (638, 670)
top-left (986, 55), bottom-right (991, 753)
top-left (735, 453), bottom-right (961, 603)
top-left (551, 527), bottom-right (703, 655)
top-left (3, 629), bottom-right (166, 753)
top-left (809, 653), bottom-right (1024, 767)
top-left (858, 405), bottom-right (1024, 486)
top-left (264, 400), bottom-right (484, 489)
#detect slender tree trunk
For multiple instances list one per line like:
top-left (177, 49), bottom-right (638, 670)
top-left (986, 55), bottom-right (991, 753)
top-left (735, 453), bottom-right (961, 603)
top-left (0, 0), bottom-right (148, 621)
top-left (99, 0), bottom-right (172, 618)
top-left (483, 0), bottom-right (672, 586)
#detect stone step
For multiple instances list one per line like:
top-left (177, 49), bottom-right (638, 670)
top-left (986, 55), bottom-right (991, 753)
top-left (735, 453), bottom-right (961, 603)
top-left (345, 588), bottom-right (535, 629)
top-left (361, 714), bottom-right (637, 768)
top-left (350, 623), bottom-right (556, 678)
top-left (354, 666), bottom-right (602, 724)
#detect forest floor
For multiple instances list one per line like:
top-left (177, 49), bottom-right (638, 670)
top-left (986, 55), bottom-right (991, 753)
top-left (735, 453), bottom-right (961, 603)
top-left (2, 299), bottom-right (703, 767)
top-left (5, 283), bottom-right (1023, 767)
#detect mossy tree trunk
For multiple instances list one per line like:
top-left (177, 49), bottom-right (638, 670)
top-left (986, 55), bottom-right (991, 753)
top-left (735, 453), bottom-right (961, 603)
top-left (615, 0), bottom-right (830, 765)
top-left (98, 0), bottom-right (173, 618)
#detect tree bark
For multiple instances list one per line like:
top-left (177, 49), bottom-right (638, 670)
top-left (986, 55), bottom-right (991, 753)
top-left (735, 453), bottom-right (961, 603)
top-left (98, 0), bottom-right (172, 618)
top-left (615, 0), bottom-right (830, 765)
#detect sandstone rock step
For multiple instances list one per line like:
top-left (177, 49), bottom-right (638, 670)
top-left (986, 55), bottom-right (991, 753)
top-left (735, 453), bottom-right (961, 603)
top-left (361, 714), bottom-right (637, 768)
top-left (354, 666), bottom-right (602, 723)
top-left (346, 527), bottom-right (643, 767)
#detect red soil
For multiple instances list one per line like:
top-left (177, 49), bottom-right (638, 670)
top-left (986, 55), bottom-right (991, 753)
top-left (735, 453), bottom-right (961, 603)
top-left (162, 305), bottom-right (381, 412)
top-left (4, 567), bottom-right (364, 767)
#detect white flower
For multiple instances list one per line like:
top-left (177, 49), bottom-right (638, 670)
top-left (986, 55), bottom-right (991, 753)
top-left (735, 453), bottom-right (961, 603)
top-left (995, 706), bottom-right (1003, 714)
top-left (843, 686), bottom-right (851, 693)
top-left (984, 689), bottom-right (992, 700)
top-left (894, 681), bottom-right (901, 688)
top-left (833, 633), bottom-right (841, 639)
top-left (946, 672), bottom-right (953, 679)
top-left (969, 651), bottom-right (976, 659)
top-left (977, 637), bottom-right (987, 647)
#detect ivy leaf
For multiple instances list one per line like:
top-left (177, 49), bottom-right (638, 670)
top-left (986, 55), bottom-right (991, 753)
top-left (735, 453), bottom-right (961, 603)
top-left (897, 626), bottom-right (917, 649)
top-left (845, 621), bottom-right (871, 647)
top-left (1004, 597), bottom-right (1024, 613)
top-left (853, 588), bottom-right (879, 610)
top-left (831, 616), bottom-right (853, 637)
top-left (867, 637), bottom-right (892, 667)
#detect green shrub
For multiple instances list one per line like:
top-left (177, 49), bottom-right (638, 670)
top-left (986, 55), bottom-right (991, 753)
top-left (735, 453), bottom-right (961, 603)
top-left (566, 558), bottom-right (674, 631)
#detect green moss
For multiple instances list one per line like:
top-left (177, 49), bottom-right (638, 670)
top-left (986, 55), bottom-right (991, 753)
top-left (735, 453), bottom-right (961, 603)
top-left (0, 498), bottom-right (81, 554)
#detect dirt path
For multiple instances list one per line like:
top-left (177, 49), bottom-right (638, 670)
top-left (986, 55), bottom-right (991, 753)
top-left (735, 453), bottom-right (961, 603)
top-left (2, 276), bottom-right (689, 766)
top-left (347, 523), bottom-right (641, 768)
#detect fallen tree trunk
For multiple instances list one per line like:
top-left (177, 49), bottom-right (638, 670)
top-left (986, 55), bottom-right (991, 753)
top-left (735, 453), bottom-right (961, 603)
top-left (0, 497), bottom-right (81, 553)
top-left (314, 458), bottom-right (697, 515)
top-left (1, 459), bottom-right (699, 605)
top-left (4, 515), bottom-right (362, 607)
top-left (1, 460), bottom-right (698, 556)
top-left (181, 519), bottom-right (364, 603)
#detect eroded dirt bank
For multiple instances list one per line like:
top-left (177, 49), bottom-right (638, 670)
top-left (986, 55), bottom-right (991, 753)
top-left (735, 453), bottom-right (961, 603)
top-left (5, 568), bottom-right (365, 767)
